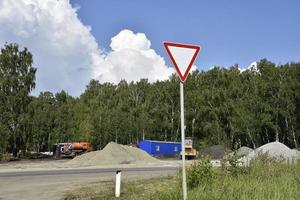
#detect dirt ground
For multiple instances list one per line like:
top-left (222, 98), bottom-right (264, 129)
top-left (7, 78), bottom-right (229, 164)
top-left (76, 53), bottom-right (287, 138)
top-left (0, 157), bottom-right (221, 172)
top-left (0, 158), bottom-right (221, 200)
top-left (0, 159), bottom-right (179, 173)
top-left (0, 159), bottom-right (69, 171)
top-left (0, 167), bottom-right (176, 200)
top-left (0, 159), bottom-right (178, 200)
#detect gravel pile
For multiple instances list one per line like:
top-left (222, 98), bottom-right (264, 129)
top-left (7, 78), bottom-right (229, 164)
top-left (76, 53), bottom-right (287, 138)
top-left (199, 145), bottom-right (231, 159)
top-left (226, 146), bottom-right (253, 159)
top-left (239, 142), bottom-right (299, 165)
top-left (292, 149), bottom-right (300, 158)
top-left (69, 142), bottom-right (159, 166)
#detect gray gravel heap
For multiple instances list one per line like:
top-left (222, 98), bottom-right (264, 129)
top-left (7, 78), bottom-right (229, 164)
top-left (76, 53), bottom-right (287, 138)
top-left (226, 146), bottom-right (253, 159)
top-left (239, 142), bottom-right (299, 166)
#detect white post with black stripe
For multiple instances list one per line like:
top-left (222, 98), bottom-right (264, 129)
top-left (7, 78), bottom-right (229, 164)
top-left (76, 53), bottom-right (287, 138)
top-left (115, 170), bottom-right (122, 197)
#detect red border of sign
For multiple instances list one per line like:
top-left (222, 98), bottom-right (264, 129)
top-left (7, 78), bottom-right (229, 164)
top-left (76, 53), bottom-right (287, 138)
top-left (163, 42), bottom-right (201, 82)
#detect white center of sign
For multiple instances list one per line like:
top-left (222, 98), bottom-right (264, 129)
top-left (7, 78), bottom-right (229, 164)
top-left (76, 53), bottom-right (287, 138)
top-left (167, 46), bottom-right (198, 76)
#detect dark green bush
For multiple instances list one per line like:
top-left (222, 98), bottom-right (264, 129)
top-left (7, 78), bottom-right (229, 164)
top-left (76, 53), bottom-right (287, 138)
top-left (221, 152), bottom-right (248, 176)
top-left (187, 156), bottom-right (214, 189)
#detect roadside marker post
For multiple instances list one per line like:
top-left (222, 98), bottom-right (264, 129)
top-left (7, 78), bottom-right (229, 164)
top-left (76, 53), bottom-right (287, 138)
top-left (115, 170), bottom-right (122, 197)
top-left (163, 42), bottom-right (201, 200)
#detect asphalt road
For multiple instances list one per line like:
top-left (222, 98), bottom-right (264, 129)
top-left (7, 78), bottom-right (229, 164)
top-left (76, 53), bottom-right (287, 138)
top-left (0, 166), bottom-right (177, 200)
top-left (0, 166), bottom-right (177, 178)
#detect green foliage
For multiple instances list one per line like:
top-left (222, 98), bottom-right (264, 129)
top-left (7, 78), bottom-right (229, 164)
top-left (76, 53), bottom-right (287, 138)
top-left (1, 42), bottom-right (300, 154)
top-left (187, 156), bottom-right (214, 189)
top-left (221, 152), bottom-right (247, 176)
top-left (249, 152), bottom-right (285, 169)
top-left (149, 159), bottom-right (300, 200)
top-left (0, 122), bottom-right (9, 160)
top-left (0, 43), bottom-right (36, 157)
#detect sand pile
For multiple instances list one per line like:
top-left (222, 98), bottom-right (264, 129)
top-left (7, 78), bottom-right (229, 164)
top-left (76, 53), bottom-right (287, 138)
top-left (240, 142), bottom-right (299, 165)
top-left (69, 142), bottom-right (159, 166)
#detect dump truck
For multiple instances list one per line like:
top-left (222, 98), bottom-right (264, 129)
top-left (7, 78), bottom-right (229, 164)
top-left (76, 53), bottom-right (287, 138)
top-left (181, 137), bottom-right (198, 160)
top-left (53, 142), bottom-right (93, 159)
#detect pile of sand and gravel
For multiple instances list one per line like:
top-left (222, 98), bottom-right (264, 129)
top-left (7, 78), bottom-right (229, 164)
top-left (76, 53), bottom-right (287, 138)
top-left (226, 146), bottom-right (253, 159)
top-left (199, 145), bottom-right (231, 159)
top-left (68, 142), bottom-right (159, 166)
top-left (239, 142), bottom-right (299, 165)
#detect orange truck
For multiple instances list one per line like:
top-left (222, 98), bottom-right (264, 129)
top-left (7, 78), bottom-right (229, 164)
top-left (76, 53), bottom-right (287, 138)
top-left (53, 142), bottom-right (93, 159)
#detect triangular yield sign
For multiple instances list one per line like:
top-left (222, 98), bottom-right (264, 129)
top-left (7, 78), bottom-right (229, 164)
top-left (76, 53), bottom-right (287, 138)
top-left (164, 42), bottom-right (201, 82)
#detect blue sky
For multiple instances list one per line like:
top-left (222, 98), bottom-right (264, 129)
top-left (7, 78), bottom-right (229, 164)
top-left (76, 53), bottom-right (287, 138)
top-left (71, 0), bottom-right (300, 70)
top-left (1, 0), bottom-right (299, 96)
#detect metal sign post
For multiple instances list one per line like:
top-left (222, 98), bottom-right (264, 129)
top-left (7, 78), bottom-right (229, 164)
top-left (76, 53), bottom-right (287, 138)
top-left (163, 41), bottom-right (201, 200)
top-left (180, 81), bottom-right (187, 200)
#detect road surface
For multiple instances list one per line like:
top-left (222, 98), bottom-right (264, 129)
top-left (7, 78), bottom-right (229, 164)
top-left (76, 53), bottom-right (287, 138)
top-left (0, 166), bottom-right (177, 200)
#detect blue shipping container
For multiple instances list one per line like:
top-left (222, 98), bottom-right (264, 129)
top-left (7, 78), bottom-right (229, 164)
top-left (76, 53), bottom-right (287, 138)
top-left (139, 140), bottom-right (181, 156)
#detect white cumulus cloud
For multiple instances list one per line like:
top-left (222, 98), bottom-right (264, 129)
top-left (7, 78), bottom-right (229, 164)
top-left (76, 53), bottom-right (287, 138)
top-left (0, 0), bottom-right (101, 96)
top-left (0, 1), bottom-right (175, 96)
top-left (93, 30), bottom-right (174, 83)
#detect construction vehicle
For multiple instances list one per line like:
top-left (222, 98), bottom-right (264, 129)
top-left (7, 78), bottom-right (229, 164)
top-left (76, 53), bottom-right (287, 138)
top-left (181, 137), bottom-right (198, 160)
top-left (53, 142), bottom-right (93, 159)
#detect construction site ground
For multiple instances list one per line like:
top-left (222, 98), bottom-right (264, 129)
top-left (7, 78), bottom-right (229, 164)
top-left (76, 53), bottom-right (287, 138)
top-left (0, 142), bottom-right (201, 200)
top-left (5, 141), bottom-right (298, 200)
top-left (0, 158), bottom-right (185, 200)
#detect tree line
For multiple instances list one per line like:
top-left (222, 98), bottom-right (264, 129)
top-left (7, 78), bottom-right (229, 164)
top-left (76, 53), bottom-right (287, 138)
top-left (0, 43), bottom-right (299, 158)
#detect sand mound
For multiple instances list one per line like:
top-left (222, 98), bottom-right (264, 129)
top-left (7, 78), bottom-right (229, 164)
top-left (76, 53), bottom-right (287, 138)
top-left (69, 142), bottom-right (159, 166)
top-left (240, 142), bottom-right (299, 165)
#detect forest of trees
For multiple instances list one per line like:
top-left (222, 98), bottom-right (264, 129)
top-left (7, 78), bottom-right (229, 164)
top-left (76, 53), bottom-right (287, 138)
top-left (0, 43), bottom-right (299, 158)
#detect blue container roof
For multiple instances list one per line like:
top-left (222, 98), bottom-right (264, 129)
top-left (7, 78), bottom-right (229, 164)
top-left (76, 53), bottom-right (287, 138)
top-left (141, 140), bottom-right (181, 144)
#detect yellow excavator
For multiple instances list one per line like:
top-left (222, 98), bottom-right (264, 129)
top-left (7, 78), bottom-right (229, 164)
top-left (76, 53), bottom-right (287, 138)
top-left (181, 137), bottom-right (198, 160)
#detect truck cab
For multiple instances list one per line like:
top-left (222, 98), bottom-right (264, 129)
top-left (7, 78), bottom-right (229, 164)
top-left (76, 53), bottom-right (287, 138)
top-left (181, 137), bottom-right (198, 160)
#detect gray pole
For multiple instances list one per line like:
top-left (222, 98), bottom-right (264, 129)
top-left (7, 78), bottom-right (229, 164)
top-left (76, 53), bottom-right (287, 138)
top-left (180, 82), bottom-right (187, 200)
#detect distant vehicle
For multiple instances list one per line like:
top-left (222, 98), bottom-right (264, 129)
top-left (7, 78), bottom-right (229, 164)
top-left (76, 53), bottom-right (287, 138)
top-left (181, 137), bottom-right (198, 160)
top-left (53, 142), bottom-right (93, 159)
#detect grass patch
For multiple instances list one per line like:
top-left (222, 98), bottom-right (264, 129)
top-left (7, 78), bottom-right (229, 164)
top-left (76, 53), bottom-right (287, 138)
top-left (64, 176), bottom-right (177, 200)
top-left (151, 157), bottom-right (300, 200)
top-left (65, 157), bottom-right (300, 200)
